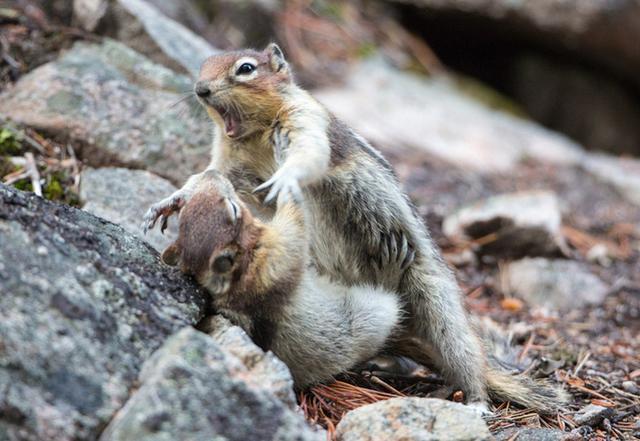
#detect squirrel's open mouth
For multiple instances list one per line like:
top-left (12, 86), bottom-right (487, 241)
top-left (196, 91), bottom-right (244, 138)
top-left (212, 104), bottom-right (241, 138)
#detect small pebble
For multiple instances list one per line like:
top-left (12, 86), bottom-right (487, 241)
top-left (621, 380), bottom-right (639, 395)
top-left (586, 243), bottom-right (612, 266)
top-left (573, 404), bottom-right (614, 427)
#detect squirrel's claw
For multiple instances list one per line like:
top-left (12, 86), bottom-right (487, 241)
top-left (141, 206), bottom-right (160, 234)
top-left (372, 232), bottom-right (415, 288)
top-left (160, 214), bottom-right (169, 234)
top-left (141, 193), bottom-right (185, 234)
top-left (398, 234), bottom-right (415, 271)
top-left (253, 178), bottom-right (274, 194)
top-left (401, 249), bottom-right (416, 272)
top-left (254, 172), bottom-right (303, 205)
top-left (377, 232), bottom-right (415, 272)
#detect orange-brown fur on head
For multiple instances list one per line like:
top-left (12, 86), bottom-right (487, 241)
top-left (161, 173), bottom-right (260, 297)
top-left (196, 44), bottom-right (292, 138)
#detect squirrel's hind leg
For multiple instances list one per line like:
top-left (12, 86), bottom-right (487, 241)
top-left (398, 261), bottom-right (490, 404)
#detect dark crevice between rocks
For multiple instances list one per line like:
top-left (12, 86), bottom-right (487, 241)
top-left (396, 5), bottom-right (640, 157)
top-left (193, 300), bottom-right (217, 333)
top-left (0, 402), bottom-right (27, 427)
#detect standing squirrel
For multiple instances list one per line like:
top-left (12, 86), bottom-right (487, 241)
top-left (160, 170), bottom-right (402, 387)
top-left (143, 44), bottom-right (567, 411)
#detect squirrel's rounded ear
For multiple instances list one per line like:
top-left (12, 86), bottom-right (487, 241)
top-left (224, 197), bottom-right (242, 225)
top-left (161, 242), bottom-right (181, 266)
top-left (265, 43), bottom-right (288, 73)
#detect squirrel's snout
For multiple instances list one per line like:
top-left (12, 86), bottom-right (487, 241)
top-left (195, 81), bottom-right (211, 98)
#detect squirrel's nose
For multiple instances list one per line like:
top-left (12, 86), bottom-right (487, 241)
top-left (195, 82), bottom-right (211, 98)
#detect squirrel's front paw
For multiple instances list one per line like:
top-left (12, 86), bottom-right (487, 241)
top-left (141, 192), bottom-right (186, 234)
top-left (253, 169), bottom-right (303, 204)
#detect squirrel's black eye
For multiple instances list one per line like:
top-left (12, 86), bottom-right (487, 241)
top-left (212, 255), bottom-right (234, 273)
top-left (236, 63), bottom-right (256, 76)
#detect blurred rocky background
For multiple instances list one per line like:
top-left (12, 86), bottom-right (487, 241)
top-left (0, 0), bottom-right (638, 440)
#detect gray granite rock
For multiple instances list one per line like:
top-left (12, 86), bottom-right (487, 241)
top-left (335, 397), bottom-right (491, 441)
top-left (443, 191), bottom-right (567, 258)
top-left (142, 0), bottom-right (210, 36)
top-left (0, 183), bottom-right (206, 441)
top-left (501, 258), bottom-right (609, 311)
top-left (73, 0), bottom-right (217, 75)
top-left (100, 326), bottom-right (324, 441)
top-left (79, 167), bottom-right (178, 251)
top-left (73, 0), bottom-right (109, 31)
top-left (0, 40), bottom-right (211, 184)
top-left (314, 57), bottom-right (639, 227)
top-left (111, 0), bottom-right (217, 76)
top-left (582, 153), bottom-right (640, 207)
top-left (495, 427), bottom-right (582, 441)
top-left (316, 59), bottom-right (584, 173)
top-left (202, 315), bottom-right (297, 409)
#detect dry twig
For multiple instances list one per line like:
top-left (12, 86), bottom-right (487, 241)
top-left (24, 152), bottom-right (41, 196)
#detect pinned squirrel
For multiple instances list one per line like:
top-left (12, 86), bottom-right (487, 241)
top-left (160, 170), bottom-right (402, 387)
top-left (144, 44), bottom-right (567, 412)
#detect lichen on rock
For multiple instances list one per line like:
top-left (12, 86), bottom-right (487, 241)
top-left (0, 40), bottom-right (211, 184)
top-left (0, 183), bottom-right (207, 440)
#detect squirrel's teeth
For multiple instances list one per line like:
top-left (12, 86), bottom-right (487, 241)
top-left (224, 113), bottom-right (238, 137)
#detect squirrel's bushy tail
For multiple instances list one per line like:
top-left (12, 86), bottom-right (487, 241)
top-left (394, 318), bottom-right (569, 413)
top-left (477, 317), bottom-right (569, 413)
top-left (485, 368), bottom-right (569, 414)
